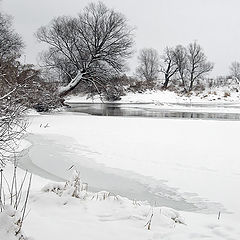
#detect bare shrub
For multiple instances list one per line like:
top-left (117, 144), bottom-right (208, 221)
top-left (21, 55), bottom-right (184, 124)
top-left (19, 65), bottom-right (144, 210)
top-left (224, 92), bottom-right (231, 98)
top-left (0, 167), bottom-right (32, 240)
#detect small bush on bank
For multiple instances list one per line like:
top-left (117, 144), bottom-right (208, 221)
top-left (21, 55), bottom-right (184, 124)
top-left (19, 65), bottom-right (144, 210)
top-left (224, 91), bottom-right (231, 97)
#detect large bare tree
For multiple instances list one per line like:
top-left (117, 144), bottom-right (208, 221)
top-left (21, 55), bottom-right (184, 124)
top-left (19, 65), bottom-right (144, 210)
top-left (136, 48), bottom-right (160, 83)
top-left (36, 2), bottom-right (134, 98)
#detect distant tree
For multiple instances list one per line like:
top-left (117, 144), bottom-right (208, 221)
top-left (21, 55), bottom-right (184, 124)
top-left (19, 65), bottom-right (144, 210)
top-left (229, 61), bottom-right (240, 83)
top-left (171, 42), bottom-right (213, 92)
top-left (136, 48), bottom-right (160, 84)
top-left (160, 47), bottom-right (178, 89)
top-left (36, 2), bottom-right (134, 99)
top-left (186, 41), bottom-right (213, 91)
top-left (172, 45), bottom-right (188, 90)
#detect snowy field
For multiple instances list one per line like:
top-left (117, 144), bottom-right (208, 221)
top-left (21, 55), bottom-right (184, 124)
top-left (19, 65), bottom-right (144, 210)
top-left (2, 112), bottom-right (240, 239)
top-left (2, 112), bottom-right (238, 240)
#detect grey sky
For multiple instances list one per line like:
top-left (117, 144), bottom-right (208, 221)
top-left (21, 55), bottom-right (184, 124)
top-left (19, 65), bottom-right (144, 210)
top-left (2, 0), bottom-right (240, 77)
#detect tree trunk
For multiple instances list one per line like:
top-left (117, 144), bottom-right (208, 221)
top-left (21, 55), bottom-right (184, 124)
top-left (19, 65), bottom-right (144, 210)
top-left (189, 80), bottom-right (194, 92)
top-left (163, 75), bottom-right (169, 89)
top-left (58, 70), bottom-right (84, 97)
top-left (179, 72), bottom-right (187, 92)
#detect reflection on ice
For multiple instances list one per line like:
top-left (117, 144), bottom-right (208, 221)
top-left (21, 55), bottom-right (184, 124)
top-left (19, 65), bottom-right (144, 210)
top-left (66, 102), bottom-right (240, 120)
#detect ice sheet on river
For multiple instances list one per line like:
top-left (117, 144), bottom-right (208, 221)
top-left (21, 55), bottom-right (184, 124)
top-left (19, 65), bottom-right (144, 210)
top-left (19, 133), bottom-right (226, 214)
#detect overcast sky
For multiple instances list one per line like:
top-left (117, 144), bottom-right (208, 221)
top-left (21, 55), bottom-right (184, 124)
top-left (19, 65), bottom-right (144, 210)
top-left (2, 0), bottom-right (240, 77)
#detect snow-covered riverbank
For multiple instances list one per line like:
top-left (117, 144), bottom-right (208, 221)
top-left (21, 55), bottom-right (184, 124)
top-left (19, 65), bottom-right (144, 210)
top-left (65, 89), bottom-right (240, 105)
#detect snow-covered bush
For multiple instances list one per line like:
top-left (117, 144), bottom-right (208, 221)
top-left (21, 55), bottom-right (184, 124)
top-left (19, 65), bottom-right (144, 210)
top-left (41, 170), bottom-right (186, 233)
top-left (224, 91), bottom-right (231, 98)
top-left (41, 182), bottom-right (65, 195)
top-left (0, 205), bottom-right (28, 240)
top-left (159, 207), bottom-right (185, 224)
top-left (42, 170), bottom-right (88, 199)
top-left (91, 191), bottom-right (119, 201)
top-left (145, 206), bottom-right (185, 230)
top-left (0, 167), bottom-right (32, 240)
top-left (42, 170), bottom-right (124, 204)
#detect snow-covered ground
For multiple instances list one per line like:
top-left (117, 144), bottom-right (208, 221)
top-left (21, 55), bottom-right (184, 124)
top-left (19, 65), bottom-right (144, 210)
top-left (1, 110), bottom-right (240, 239)
top-left (4, 162), bottom-right (235, 240)
top-left (1, 112), bottom-right (239, 239)
top-left (65, 89), bottom-right (240, 105)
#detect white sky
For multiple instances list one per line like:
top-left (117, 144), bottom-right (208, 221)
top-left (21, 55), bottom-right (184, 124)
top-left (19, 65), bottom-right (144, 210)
top-left (2, 0), bottom-right (240, 77)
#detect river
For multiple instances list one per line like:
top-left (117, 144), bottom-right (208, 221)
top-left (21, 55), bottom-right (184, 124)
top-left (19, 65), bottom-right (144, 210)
top-left (65, 102), bottom-right (240, 120)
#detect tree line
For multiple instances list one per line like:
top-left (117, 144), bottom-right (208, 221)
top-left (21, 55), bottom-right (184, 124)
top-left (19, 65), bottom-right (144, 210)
top-left (136, 46), bottom-right (240, 93)
top-left (136, 43), bottom-right (214, 92)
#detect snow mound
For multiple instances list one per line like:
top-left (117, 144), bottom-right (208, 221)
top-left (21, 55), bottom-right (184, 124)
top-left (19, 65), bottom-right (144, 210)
top-left (160, 206), bottom-right (185, 224)
top-left (0, 205), bottom-right (28, 240)
top-left (40, 172), bottom-right (186, 232)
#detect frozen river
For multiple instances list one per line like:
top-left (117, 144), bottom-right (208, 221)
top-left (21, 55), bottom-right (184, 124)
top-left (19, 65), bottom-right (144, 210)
top-left (66, 102), bottom-right (240, 120)
top-left (17, 111), bottom-right (240, 221)
top-left (19, 133), bottom-right (225, 214)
